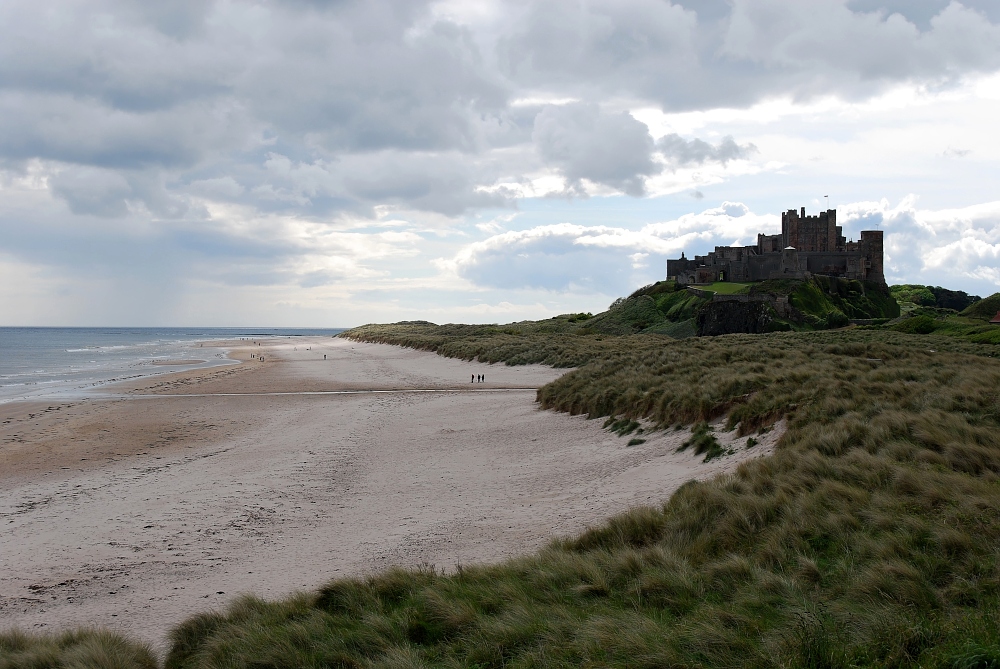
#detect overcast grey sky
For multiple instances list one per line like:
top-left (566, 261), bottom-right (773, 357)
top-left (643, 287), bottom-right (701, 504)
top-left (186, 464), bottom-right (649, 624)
top-left (2, 0), bottom-right (1000, 325)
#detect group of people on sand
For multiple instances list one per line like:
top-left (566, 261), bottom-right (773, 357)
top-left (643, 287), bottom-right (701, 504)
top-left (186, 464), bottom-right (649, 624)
top-left (471, 373), bottom-right (486, 383)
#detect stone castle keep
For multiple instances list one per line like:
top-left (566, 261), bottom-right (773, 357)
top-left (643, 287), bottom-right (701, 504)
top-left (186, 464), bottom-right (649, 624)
top-left (666, 207), bottom-right (885, 285)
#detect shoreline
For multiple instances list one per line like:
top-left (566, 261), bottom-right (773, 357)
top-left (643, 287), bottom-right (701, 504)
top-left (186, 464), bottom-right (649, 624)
top-left (1, 337), bottom-right (780, 651)
top-left (0, 352), bottom-right (240, 406)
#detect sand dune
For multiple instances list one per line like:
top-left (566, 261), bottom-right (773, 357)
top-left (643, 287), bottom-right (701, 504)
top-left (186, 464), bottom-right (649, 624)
top-left (0, 337), bottom-right (778, 650)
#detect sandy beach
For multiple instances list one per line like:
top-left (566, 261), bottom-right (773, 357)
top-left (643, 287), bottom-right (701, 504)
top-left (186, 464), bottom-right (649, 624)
top-left (0, 337), bottom-right (779, 650)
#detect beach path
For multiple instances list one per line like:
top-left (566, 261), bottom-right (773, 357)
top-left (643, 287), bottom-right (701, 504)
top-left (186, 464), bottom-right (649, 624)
top-left (0, 337), bottom-right (778, 649)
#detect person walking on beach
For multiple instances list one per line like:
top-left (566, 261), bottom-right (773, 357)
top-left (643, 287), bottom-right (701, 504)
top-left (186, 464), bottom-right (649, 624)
top-left (471, 374), bottom-right (474, 383)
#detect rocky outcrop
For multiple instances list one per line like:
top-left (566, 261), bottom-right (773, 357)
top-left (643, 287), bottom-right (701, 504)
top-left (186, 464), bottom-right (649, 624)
top-left (696, 300), bottom-right (775, 336)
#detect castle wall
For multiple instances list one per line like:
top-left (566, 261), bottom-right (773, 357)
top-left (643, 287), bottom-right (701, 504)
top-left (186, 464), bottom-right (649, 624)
top-left (804, 252), bottom-right (850, 277)
top-left (748, 254), bottom-right (781, 280)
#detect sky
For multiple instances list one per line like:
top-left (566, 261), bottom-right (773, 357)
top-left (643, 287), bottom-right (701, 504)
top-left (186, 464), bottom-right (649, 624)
top-left (2, 0), bottom-right (1000, 326)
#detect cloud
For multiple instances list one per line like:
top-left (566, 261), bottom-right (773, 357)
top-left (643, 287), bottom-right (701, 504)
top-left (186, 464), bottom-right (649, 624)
top-left (48, 166), bottom-right (133, 217)
top-left (447, 202), bottom-right (777, 294)
top-left (839, 197), bottom-right (1000, 292)
top-left (657, 134), bottom-right (757, 167)
top-left (1, 1), bottom-right (1000, 324)
top-left (500, 0), bottom-right (1000, 110)
top-left (943, 146), bottom-right (972, 157)
top-left (532, 103), bottom-right (658, 196)
top-left (720, 0), bottom-right (1000, 96)
top-left (529, 103), bottom-right (755, 196)
top-left (0, 0), bottom-right (995, 225)
top-left (449, 223), bottom-right (655, 293)
top-left (444, 198), bottom-right (1000, 301)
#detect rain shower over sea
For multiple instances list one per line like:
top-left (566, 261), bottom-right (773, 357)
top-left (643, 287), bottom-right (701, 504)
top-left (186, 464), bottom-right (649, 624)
top-left (0, 327), bottom-right (345, 402)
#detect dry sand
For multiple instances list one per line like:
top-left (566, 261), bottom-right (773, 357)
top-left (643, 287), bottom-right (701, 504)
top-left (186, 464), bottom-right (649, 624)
top-left (0, 336), bottom-right (780, 649)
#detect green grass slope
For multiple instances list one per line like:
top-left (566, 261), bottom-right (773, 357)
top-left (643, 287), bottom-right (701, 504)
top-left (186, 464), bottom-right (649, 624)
top-left (583, 282), bottom-right (709, 335)
top-left (961, 292), bottom-right (1000, 321)
top-left (871, 293), bottom-right (1000, 345)
top-left (892, 285), bottom-right (981, 312)
top-left (752, 277), bottom-right (899, 329)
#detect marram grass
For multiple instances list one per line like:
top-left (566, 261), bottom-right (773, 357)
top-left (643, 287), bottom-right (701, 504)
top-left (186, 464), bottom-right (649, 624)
top-left (9, 326), bottom-right (1000, 668)
top-left (0, 628), bottom-right (156, 669)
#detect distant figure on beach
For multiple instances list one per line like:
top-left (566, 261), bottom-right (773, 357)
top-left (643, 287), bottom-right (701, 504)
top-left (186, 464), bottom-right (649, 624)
top-left (324, 354), bottom-right (327, 360)
top-left (482, 375), bottom-right (486, 383)
top-left (471, 374), bottom-right (474, 383)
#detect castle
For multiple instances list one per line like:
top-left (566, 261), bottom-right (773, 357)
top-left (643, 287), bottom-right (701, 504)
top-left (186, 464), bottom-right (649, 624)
top-left (666, 207), bottom-right (885, 285)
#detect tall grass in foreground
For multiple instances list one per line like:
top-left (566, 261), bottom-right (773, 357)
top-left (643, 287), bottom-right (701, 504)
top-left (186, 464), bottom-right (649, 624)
top-left (10, 328), bottom-right (1000, 668)
top-left (0, 629), bottom-right (156, 669)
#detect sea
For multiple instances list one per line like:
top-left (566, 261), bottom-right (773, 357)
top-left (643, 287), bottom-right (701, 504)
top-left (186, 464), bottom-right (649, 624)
top-left (0, 327), bottom-right (345, 403)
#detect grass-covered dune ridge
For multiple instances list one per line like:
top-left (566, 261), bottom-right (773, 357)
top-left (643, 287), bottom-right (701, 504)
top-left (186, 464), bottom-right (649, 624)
top-left (157, 329), bottom-right (1000, 668)
top-left (342, 319), bottom-right (629, 367)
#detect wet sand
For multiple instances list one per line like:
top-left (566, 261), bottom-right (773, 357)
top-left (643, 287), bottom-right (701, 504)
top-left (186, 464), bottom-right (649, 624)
top-left (0, 336), bottom-right (779, 649)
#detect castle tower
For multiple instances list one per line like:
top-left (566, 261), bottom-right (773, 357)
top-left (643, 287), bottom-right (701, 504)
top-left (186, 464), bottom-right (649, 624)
top-left (781, 246), bottom-right (800, 275)
top-left (859, 230), bottom-right (884, 284)
top-left (782, 207), bottom-right (839, 252)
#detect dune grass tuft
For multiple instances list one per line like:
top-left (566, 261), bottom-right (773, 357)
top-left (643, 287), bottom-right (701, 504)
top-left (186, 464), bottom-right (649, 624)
top-left (678, 421), bottom-right (724, 461)
top-left (0, 628), bottom-right (156, 669)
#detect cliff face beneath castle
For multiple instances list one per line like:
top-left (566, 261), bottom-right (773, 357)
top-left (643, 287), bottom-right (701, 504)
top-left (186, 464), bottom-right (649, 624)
top-left (696, 300), bottom-right (775, 336)
top-left (692, 277), bottom-right (899, 336)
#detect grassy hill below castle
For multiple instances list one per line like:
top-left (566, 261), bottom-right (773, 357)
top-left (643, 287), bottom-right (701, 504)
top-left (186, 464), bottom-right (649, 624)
top-left (470, 276), bottom-right (900, 339)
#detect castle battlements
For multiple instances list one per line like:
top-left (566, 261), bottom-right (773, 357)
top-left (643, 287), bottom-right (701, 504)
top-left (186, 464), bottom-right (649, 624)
top-left (666, 207), bottom-right (884, 285)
